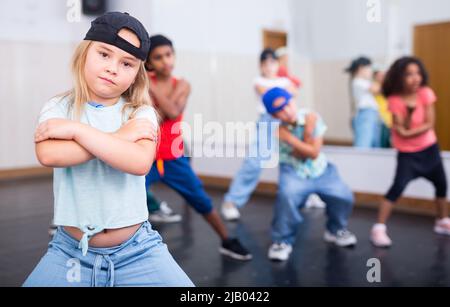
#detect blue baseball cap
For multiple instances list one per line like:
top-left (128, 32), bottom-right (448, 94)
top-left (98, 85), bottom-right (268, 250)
top-left (262, 87), bottom-right (292, 114)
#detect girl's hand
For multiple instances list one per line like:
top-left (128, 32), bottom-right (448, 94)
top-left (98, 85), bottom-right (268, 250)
top-left (397, 124), bottom-right (431, 139)
top-left (396, 126), bottom-right (409, 137)
top-left (114, 118), bottom-right (158, 143)
top-left (255, 85), bottom-right (268, 96)
top-left (35, 119), bottom-right (78, 143)
top-left (396, 125), bottom-right (419, 138)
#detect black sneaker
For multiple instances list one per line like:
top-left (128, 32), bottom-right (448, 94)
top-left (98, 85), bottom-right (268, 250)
top-left (219, 238), bottom-right (253, 261)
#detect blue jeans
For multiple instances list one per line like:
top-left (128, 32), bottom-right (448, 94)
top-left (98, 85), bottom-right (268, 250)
top-left (224, 113), bottom-right (279, 208)
top-left (271, 163), bottom-right (354, 245)
top-left (352, 108), bottom-right (382, 148)
top-left (23, 221), bottom-right (194, 287)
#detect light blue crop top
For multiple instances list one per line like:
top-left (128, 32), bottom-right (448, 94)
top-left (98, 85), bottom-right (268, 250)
top-left (38, 95), bottom-right (158, 256)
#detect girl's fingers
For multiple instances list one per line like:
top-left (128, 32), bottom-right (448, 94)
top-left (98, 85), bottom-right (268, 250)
top-left (35, 130), bottom-right (42, 140)
top-left (35, 131), bottom-right (49, 143)
top-left (36, 124), bottom-right (48, 136)
top-left (37, 122), bottom-right (47, 131)
top-left (142, 131), bottom-right (157, 141)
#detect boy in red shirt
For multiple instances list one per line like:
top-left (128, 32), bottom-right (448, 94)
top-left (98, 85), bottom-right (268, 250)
top-left (145, 35), bottom-right (252, 261)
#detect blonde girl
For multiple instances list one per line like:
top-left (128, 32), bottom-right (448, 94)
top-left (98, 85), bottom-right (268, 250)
top-left (24, 12), bottom-right (193, 287)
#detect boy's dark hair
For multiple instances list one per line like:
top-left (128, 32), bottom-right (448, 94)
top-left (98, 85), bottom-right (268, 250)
top-left (149, 34), bottom-right (174, 54)
top-left (382, 56), bottom-right (429, 97)
top-left (146, 34), bottom-right (174, 71)
top-left (345, 56), bottom-right (372, 75)
top-left (260, 48), bottom-right (278, 63)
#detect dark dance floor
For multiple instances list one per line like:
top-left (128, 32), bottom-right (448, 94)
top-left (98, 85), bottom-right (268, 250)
top-left (1, 177), bottom-right (450, 287)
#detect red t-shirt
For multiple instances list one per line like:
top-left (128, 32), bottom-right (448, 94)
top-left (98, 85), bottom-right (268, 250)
top-left (388, 87), bottom-right (437, 153)
top-left (149, 74), bottom-right (184, 161)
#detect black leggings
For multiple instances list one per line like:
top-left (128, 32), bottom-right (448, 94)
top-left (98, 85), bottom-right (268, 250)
top-left (385, 143), bottom-right (448, 202)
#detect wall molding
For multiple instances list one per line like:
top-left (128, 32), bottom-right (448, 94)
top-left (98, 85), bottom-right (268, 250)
top-left (0, 167), bottom-right (52, 181)
top-left (197, 174), bottom-right (442, 218)
top-left (0, 166), bottom-right (444, 217)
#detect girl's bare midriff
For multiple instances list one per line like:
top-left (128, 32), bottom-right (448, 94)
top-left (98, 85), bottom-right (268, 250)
top-left (64, 223), bottom-right (143, 248)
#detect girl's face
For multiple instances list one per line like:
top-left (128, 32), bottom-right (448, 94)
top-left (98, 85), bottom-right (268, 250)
top-left (274, 100), bottom-right (297, 124)
top-left (261, 57), bottom-right (279, 78)
top-left (84, 29), bottom-right (141, 103)
top-left (147, 45), bottom-right (175, 77)
top-left (356, 65), bottom-right (373, 80)
top-left (374, 71), bottom-right (385, 83)
top-left (403, 63), bottom-right (423, 93)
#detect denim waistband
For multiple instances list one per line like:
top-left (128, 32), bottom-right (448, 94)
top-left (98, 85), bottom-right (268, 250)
top-left (56, 221), bottom-right (149, 256)
top-left (53, 221), bottom-right (152, 287)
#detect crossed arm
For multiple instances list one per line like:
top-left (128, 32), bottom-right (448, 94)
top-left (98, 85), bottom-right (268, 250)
top-left (393, 104), bottom-right (435, 138)
top-left (278, 125), bottom-right (323, 160)
top-left (150, 79), bottom-right (191, 120)
top-left (35, 118), bottom-right (157, 176)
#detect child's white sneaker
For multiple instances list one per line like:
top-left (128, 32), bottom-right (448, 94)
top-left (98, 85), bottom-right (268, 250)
top-left (370, 224), bottom-right (392, 248)
top-left (221, 201), bottom-right (241, 221)
top-left (434, 217), bottom-right (450, 236)
top-left (148, 202), bottom-right (182, 223)
top-left (268, 243), bottom-right (293, 261)
top-left (305, 194), bottom-right (326, 209)
top-left (324, 229), bottom-right (357, 247)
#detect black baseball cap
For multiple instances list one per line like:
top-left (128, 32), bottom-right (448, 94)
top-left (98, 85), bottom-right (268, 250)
top-left (84, 12), bottom-right (151, 61)
top-left (260, 48), bottom-right (278, 63)
top-left (345, 56), bottom-right (372, 74)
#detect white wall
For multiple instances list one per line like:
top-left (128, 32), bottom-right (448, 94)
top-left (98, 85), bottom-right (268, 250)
top-left (288, 0), bottom-right (450, 66)
top-left (290, 0), bottom-right (390, 61)
top-left (301, 0), bottom-right (450, 140)
top-left (0, 0), bottom-right (153, 43)
top-left (0, 0), bottom-right (301, 168)
top-left (290, 0), bottom-right (391, 139)
top-left (2, 0), bottom-right (450, 201)
top-left (391, 0), bottom-right (450, 57)
top-left (149, 0), bottom-right (301, 130)
top-left (150, 0), bottom-right (292, 55)
top-left (0, 0), bottom-right (155, 169)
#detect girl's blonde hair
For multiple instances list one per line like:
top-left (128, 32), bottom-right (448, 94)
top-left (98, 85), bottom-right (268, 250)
top-left (59, 40), bottom-right (153, 121)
